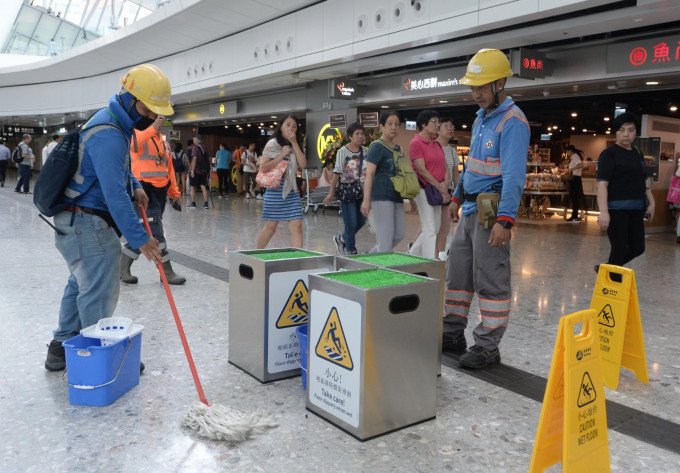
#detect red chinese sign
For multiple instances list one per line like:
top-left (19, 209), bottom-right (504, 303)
top-left (607, 37), bottom-right (680, 73)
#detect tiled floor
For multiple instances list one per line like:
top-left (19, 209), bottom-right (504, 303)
top-left (1, 180), bottom-right (679, 473)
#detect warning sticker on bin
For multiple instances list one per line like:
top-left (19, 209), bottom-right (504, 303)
top-left (276, 279), bottom-right (309, 328)
top-left (315, 308), bottom-right (354, 370)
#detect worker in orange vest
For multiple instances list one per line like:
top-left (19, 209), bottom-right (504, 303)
top-left (120, 115), bottom-right (186, 285)
top-left (233, 144), bottom-right (246, 195)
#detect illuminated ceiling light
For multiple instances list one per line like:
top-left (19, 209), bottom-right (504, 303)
top-left (247, 124), bottom-right (251, 127)
top-left (571, 126), bottom-right (575, 131)
top-left (570, 112), bottom-right (578, 117)
top-left (670, 105), bottom-right (678, 112)
top-left (461, 124), bottom-right (468, 129)
top-left (270, 115), bottom-right (278, 118)
top-left (380, 105), bottom-right (389, 109)
top-left (260, 123), bottom-right (264, 126)
top-left (605, 130), bottom-right (611, 134)
top-left (273, 122), bottom-right (278, 125)
top-left (552, 126), bottom-right (558, 130)
top-left (438, 100), bottom-right (448, 104)
top-left (646, 81), bottom-right (659, 85)
top-left (582, 128), bottom-right (587, 132)
top-left (603, 117), bottom-right (610, 121)
top-left (224, 125), bottom-right (228, 128)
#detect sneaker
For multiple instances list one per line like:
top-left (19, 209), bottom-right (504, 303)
top-left (573, 218), bottom-right (583, 222)
top-left (256, 194), bottom-right (264, 200)
top-left (14, 189), bottom-right (20, 193)
top-left (245, 194), bottom-right (251, 199)
top-left (188, 202), bottom-right (197, 209)
top-left (250, 190), bottom-right (256, 198)
top-left (459, 345), bottom-right (501, 369)
top-left (333, 235), bottom-right (346, 255)
top-left (140, 361), bottom-right (145, 374)
top-left (203, 202), bottom-right (209, 210)
top-left (45, 340), bottom-right (66, 371)
top-left (218, 194), bottom-right (223, 199)
top-left (442, 333), bottom-right (467, 354)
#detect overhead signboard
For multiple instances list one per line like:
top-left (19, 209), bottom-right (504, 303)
top-left (400, 66), bottom-right (467, 96)
top-left (607, 35), bottom-right (680, 74)
top-left (511, 48), bottom-right (552, 79)
top-left (330, 78), bottom-right (358, 100)
top-left (2, 125), bottom-right (37, 137)
top-left (359, 112), bottom-right (379, 127)
top-left (329, 114), bottom-right (347, 128)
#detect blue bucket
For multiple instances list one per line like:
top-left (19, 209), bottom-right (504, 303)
top-left (296, 324), bottom-right (309, 389)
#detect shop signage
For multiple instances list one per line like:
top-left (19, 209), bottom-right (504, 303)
top-left (511, 48), bottom-right (551, 79)
top-left (2, 125), bottom-right (37, 137)
top-left (329, 114), bottom-right (347, 128)
top-left (359, 112), bottom-right (379, 127)
top-left (330, 78), bottom-right (358, 100)
top-left (607, 35), bottom-right (680, 74)
top-left (208, 100), bottom-right (240, 118)
top-left (400, 66), bottom-right (467, 96)
top-left (316, 123), bottom-right (342, 160)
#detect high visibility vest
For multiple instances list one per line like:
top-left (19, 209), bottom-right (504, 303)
top-left (131, 130), bottom-right (173, 188)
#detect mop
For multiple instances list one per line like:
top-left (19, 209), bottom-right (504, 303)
top-left (140, 207), bottom-right (278, 441)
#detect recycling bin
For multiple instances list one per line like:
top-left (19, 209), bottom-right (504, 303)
top-left (228, 248), bottom-right (334, 383)
top-left (306, 268), bottom-right (440, 440)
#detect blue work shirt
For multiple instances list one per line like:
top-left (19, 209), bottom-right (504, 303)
top-left (216, 149), bottom-right (232, 169)
top-left (453, 97), bottom-right (530, 224)
top-left (64, 94), bottom-right (148, 249)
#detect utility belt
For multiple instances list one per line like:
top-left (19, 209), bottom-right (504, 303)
top-left (465, 192), bottom-right (501, 229)
top-left (65, 205), bottom-right (121, 237)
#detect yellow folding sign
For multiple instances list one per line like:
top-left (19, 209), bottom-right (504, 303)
top-left (590, 265), bottom-right (648, 390)
top-left (530, 309), bottom-right (610, 473)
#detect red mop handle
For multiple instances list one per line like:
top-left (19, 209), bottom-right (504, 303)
top-left (140, 206), bottom-right (210, 406)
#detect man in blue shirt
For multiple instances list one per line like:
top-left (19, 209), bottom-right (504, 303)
top-left (443, 49), bottom-right (530, 369)
top-left (45, 64), bottom-right (170, 371)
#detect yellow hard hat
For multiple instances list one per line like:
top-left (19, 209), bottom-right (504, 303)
top-left (120, 64), bottom-right (174, 116)
top-left (460, 49), bottom-right (513, 86)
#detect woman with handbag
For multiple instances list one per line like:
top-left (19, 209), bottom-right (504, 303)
top-left (361, 111), bottom-right (407, 252)
top-left (324, 122), bottom-right (368, 255)
top-left (408, 109), bottom-right (450, 259)
top-left (256, 115), bottom-right (307, 248)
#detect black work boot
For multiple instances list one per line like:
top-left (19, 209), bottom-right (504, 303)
top-left (442, 333), bottom-right (467, 353)
top-left (120, 254), bottom-right (138, 284)
top-left (161, 261), bottom-right (186, 285)
top-left (45, 340), bottom-right (66, 371)
top-left (459, 345), bottom-right (501, 369)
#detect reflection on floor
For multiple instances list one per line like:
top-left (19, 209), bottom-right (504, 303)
top-left (2, 180), bottom-right (679, 473)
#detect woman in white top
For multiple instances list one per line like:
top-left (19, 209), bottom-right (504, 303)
top-left (436, 117), bottom-right (459, 259)
top-left (566, 144), bottom-right (586, 221)
top-left (243, 142), bottom-right (258, 198)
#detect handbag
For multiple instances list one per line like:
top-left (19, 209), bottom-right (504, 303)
top-left (423, 183), bottom-right (444, 206)
top-left (335, 147), bottom-right (364, 202)
top-left (256, 160), bottom-right (288, 189)
top-left (667, 175), bottom-right (680, 204)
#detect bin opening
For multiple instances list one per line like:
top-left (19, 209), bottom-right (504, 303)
top-left (389, 294), bottom-right (420, 314)
top-left (322, 269), bottom-right (425, 288)
top-left (348, 253), bottom-right (431, 266)
top-left (413, 271), bottom-right (428, 277)
top-left (249, 250), bottom-right (318, 261)
top-left (239, 264), bottom-right (254, 280)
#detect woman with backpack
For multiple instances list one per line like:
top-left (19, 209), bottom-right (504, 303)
top-left (361, 111), bottom-right (407, 252)
top-left (172, 142), bottom-right (188, 195)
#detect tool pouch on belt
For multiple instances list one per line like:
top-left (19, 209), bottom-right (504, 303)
top-left (477, 192), bottom-right (500, 229)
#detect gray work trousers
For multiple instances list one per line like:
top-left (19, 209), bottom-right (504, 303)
top-left (444, 213), bottom-right (511, 350)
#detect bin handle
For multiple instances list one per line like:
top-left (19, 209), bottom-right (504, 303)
top-left (239, 264), bottom-right (254, 280)
top-left (64, 339), bottom-right (133, 390)
top-left (389, 294), bottom-right (420, 314)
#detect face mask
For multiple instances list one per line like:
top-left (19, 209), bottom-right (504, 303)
top-left (134, 116), bottom-right (155, 131)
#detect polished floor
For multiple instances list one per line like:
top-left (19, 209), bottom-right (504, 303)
top-left (2, 177), bottom-right (679, 473)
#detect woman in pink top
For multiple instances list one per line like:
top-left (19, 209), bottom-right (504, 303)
top-left (408, 109), bottom-right (449, 259)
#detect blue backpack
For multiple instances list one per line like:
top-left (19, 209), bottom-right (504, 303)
top-left (33, 119), bottom-right (122, 217)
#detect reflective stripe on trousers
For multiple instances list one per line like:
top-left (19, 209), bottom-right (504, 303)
top-left (444, 213), bottom-right (511, 350)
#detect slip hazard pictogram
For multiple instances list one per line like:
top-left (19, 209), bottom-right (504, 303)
top-left (275, 279), bottom-right (309, 328)
top-left (315, 307), bottom-right (354, 370)
top-left (577, 372), bottom-right (597, 408)
top-left (597, 304), bottom-right (615, 328)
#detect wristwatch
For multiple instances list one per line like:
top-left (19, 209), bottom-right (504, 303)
top-left (497, 220), bottom-right (513, 230)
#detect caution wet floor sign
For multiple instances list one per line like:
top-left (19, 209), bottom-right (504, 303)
top-left (590, 265), bottom-right (648, 390)
top-left (530, 309), bottom-right (610, 473)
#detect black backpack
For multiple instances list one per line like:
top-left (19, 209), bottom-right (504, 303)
top-left (33, 121), bottom-right (123, 217)
top-left (194, 144), bottom-right (210, 174)
top-left (12, 145), bottom-right (24, 164)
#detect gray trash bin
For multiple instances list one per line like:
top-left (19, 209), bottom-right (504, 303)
top-left (336, 252), bottom-right (446, 375)
top-left (306, 268), bottom-right (440, 440)
top-left (228, 248), bottom-right (334, 383)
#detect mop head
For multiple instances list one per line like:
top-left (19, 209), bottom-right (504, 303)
top-left (181, 402), bottom-right (278, 442)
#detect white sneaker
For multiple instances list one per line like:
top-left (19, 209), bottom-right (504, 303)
top-left (438, 251), bottom-right (448, 261)
top-left (250, 190), bottom-right (256, 198)
top-left (256, 194), bottom-right (263, 200)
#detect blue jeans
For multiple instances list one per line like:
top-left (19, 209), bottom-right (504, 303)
top-left (53, 211), bottom-right (122, 341)
top-left (340, 200), bottom-right (366, 253)
top-left (15, 164), bottom-right (31, 192)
